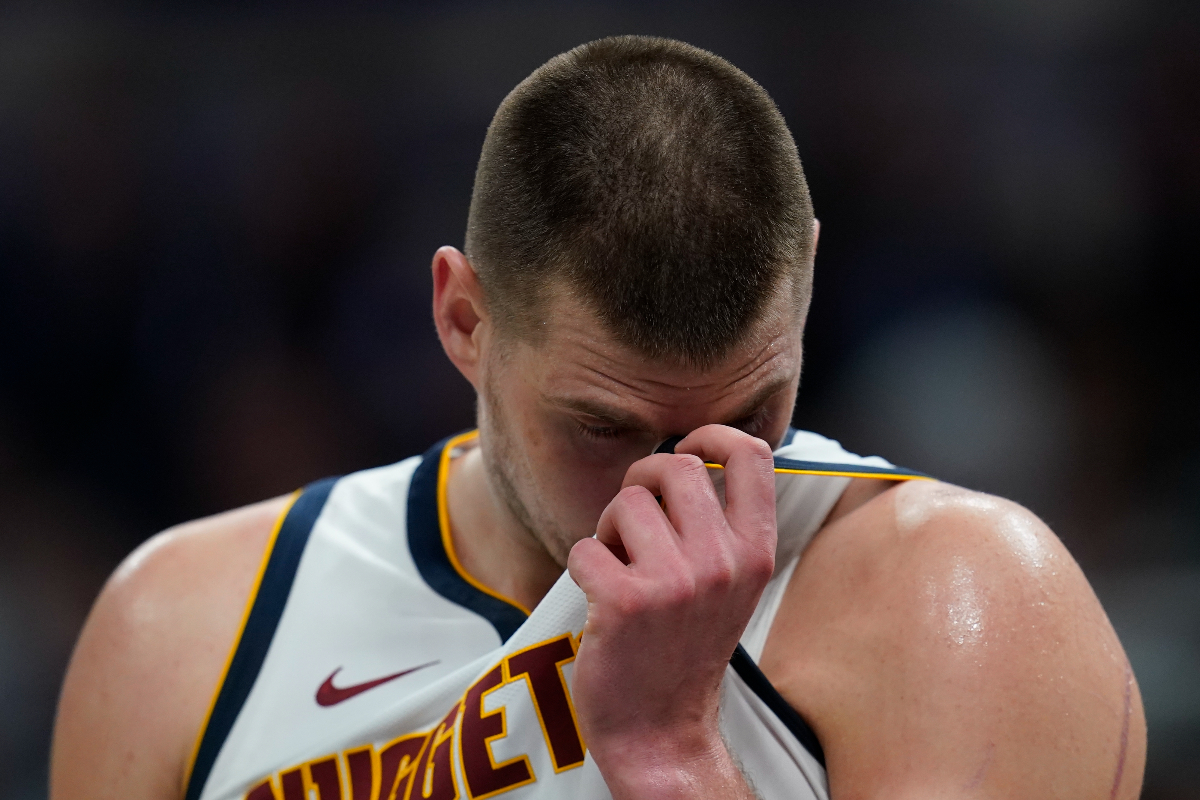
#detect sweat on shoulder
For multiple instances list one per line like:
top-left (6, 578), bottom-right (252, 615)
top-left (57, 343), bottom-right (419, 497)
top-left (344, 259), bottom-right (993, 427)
top-left (51, 35), bottom-right (1146, 800)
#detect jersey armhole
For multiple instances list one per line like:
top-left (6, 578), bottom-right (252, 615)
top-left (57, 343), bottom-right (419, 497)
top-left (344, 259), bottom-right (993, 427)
top-left (181, 477), bottom-right (339, 800)
top-left (729, 644), bottom-right (827, 768)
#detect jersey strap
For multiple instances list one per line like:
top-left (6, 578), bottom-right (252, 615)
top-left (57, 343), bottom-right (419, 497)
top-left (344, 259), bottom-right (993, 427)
top-left (730, 644), bottom-right (826, 767)
top-left (183, 476), bottom-right (339, 800)
top-left (655, 431), bottom-right (931, 482)
top-left (771, 457), bottom-right (930, 481)
top-left (407, 433), bottom-right (530, 642)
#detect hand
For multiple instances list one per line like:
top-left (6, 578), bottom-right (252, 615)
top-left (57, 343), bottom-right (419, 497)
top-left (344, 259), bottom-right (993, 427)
top-left (567, 425), bottom-right (778, 798)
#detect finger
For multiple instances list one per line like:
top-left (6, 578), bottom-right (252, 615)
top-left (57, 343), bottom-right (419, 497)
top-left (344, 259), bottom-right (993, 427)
top-left (621, 453), bottom-right (727, 546)
top-left (674, 424), bottom-right (777, 541)
top-left (595, 485), bottom-right (685, 568)
top-left (567, 536), bottom-right (629, 600)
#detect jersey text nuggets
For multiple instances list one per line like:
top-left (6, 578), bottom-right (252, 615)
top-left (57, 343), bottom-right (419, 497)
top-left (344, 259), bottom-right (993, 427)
top-left (244, 635), bottom-right (585, 800)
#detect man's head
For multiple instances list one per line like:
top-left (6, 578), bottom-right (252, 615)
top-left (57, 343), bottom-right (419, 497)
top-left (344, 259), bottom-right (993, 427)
top-left (467, 35), bottom-right (814, 365)
top-left (433, 36), bottom-right (816, 564)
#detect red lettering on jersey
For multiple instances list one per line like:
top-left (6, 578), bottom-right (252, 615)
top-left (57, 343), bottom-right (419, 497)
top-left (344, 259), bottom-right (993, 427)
top-left (460, 665), bottom-right (535, 799)
top-left (417, 702), bottom-right (461, 800)
top-left (378, 732), bottom-right (430, 800)
top-left (344, 746), bottom-right (375, 800)
top-left (243, 634), bottom-right (593, 800)
top-left (279, 768), bottom-right (305, 800)
top-left (307, 757), bottom-right (343, 800)
top-left (505, 635), bottom-right (586, 771)
top-left (245, 778), bottom-right (279, 800)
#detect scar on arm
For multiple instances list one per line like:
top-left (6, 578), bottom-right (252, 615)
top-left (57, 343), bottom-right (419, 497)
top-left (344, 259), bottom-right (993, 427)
top-left (1108, 661), bottom-right (1134, 800)
top-left (963, 741), bottom-right (995, 791)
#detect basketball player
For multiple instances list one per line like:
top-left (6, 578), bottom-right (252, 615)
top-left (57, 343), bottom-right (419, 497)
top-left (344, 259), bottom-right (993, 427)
top-left (51, 37), bottom-right (1145, 800)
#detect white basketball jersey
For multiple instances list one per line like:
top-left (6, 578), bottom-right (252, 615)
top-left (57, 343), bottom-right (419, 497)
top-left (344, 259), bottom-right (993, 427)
top-left (184, 429), bottom-right (925, 800)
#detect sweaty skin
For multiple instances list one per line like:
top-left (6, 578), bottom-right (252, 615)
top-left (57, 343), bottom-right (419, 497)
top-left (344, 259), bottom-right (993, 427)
top-left (52, 496), bottom-right (291, 800)
top-left (51, 246), bottom-right (1146, 800)
top-left (759, 480), bottom-right (1146, 799)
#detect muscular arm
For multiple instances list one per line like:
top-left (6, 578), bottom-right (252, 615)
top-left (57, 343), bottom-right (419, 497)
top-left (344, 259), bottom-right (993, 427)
top-left (761, 480), bottom-right (1145, 800)
top-left (50, 496), bottom-right (290, 800)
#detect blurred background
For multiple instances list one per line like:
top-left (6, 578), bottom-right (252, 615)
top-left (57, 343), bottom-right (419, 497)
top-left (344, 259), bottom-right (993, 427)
top-left (0, 0), bottom-right (1196, 797)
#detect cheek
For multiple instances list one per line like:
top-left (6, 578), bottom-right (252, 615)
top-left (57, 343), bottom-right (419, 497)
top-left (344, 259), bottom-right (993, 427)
top-left (762, 390), bottom-right (800, 448)
top-left (549, 463), bottom-right (625, 533)
top-left (542, 421), bottom-right (635, 521)
top-left (762, 414), bottom-right (792, 450)
top-left (512, 414), bottom-right (641, 535)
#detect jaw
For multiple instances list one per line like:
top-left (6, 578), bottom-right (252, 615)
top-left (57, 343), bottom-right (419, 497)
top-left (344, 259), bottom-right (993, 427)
top-left (477, 373), bottom-right (584, 570)
top-left (480, 422), bottom-right (576, 568)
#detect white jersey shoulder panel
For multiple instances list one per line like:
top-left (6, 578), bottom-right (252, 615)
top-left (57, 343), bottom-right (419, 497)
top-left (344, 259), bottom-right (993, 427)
top-left (186, 430), bottom-right (923, 800)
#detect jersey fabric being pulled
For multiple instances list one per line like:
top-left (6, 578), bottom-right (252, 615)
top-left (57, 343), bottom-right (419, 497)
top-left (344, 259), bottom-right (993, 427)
top-left (185, 429), bottom-right (926, 800)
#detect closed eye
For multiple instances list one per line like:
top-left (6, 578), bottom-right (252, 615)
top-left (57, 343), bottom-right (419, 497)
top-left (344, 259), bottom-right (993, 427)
top-left (575, 420), bottom-right (625, 440)
top-left (731, 405), bottom-right (771, 435)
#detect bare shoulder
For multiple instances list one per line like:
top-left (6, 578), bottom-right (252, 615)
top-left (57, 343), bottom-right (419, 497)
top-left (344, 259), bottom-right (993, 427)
top-left (51, 495), bottom-right (294, 800)
top-left (760, 480), bottom-right (1146, 800)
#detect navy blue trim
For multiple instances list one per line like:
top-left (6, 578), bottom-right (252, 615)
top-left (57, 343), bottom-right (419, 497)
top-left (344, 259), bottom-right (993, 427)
top-left (407, 434), bottom-right (528, 643)
top-left (781, 426), bottom-right (800, 448)
top-left (773, 456), bottom-right (929, 479)
top-left (184, 477), bottom-right (339, 800)
top-left (729, 644), bottom-right (826, 768)
top-left (654, 436), bottom-right (685, 455)
top-left (654, 430), bottom-right (925, 480)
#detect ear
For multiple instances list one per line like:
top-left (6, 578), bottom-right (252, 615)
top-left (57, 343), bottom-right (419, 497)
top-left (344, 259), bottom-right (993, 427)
top-left (432, 246), bottom-right (489, 390)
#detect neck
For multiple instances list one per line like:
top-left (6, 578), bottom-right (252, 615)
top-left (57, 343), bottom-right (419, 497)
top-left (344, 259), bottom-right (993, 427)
top-left (445, 443), bottom-right (565, 613)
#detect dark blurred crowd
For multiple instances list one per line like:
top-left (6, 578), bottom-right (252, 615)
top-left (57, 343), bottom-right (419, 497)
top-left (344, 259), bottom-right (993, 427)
top-left (1, 2), bottom-right (1197, 797)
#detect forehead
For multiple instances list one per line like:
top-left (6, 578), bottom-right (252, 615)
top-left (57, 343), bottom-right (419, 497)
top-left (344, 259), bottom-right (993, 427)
top-left (513, 292), bottom-right (803, 423)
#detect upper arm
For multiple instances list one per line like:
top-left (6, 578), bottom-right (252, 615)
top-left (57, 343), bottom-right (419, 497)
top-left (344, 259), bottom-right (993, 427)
top-left (50, 496), bottom-right (290, 800)
top-left (761, 480), bottom-right (1146, 800)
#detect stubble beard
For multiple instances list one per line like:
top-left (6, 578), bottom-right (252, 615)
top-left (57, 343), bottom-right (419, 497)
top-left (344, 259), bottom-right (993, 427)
top-left (478, 368), bottom-right (576, 569)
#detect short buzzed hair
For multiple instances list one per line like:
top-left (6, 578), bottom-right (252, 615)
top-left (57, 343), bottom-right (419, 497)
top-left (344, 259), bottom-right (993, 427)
top-left (465, 35), bottom-right (815, 366)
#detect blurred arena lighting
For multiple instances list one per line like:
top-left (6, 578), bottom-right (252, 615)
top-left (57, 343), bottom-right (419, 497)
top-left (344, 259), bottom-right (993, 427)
top-left (0, 1), bottom-right (1196, 797)
top-left (819, 303), bottom-right (1074, 515)
top-left (1092, 568), bottom-right (1200, 791)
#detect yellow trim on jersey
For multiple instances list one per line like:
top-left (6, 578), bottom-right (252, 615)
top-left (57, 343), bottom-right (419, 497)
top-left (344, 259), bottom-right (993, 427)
top-left (774, 467), bottom-right (932, 480)
top-left (703, 462), bottom-right (934, 481)
top-left (181, 489), bottom-right (302, 795)
top-left (436, 430), bottom-right (533, 616)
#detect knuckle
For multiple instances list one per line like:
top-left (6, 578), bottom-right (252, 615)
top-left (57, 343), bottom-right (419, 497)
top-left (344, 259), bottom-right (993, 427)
top-left (628, 564), bottom-right (695, 611)
top-left (663, 572), bottom-right (698, 605)
top-left (741, 436), bottom-right (775, 466)
top-left (616, 484), bottom-right (654, 508)
top-left (747, 547), bottom-right (775, 585)
top-left (615, 586), bottom-right (648, 617)
top-left (619, 484), bottom-right (647, 500)
top-left (614, 576), bottom-right (698, 616)
top-left (672, 453), bottom-right (706, 477)
top-left (722, 539), bottom-right (774, 590)
top-left (672, 455), bottom-right (718, 501)
top-left (704, 555), bottom-right (736, 592)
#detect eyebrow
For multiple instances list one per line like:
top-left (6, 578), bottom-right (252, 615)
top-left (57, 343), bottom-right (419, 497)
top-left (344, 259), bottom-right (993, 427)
top-left (725, 377), bottom-right (793, 423)
top-left (550, 396), bottom-right (648, 429)
top-left (546, 375), bottom-right (792, 431)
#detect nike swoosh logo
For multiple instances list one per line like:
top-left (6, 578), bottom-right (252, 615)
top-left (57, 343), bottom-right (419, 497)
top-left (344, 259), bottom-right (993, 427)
top-left (315, 660), bottom-right (439, 707)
